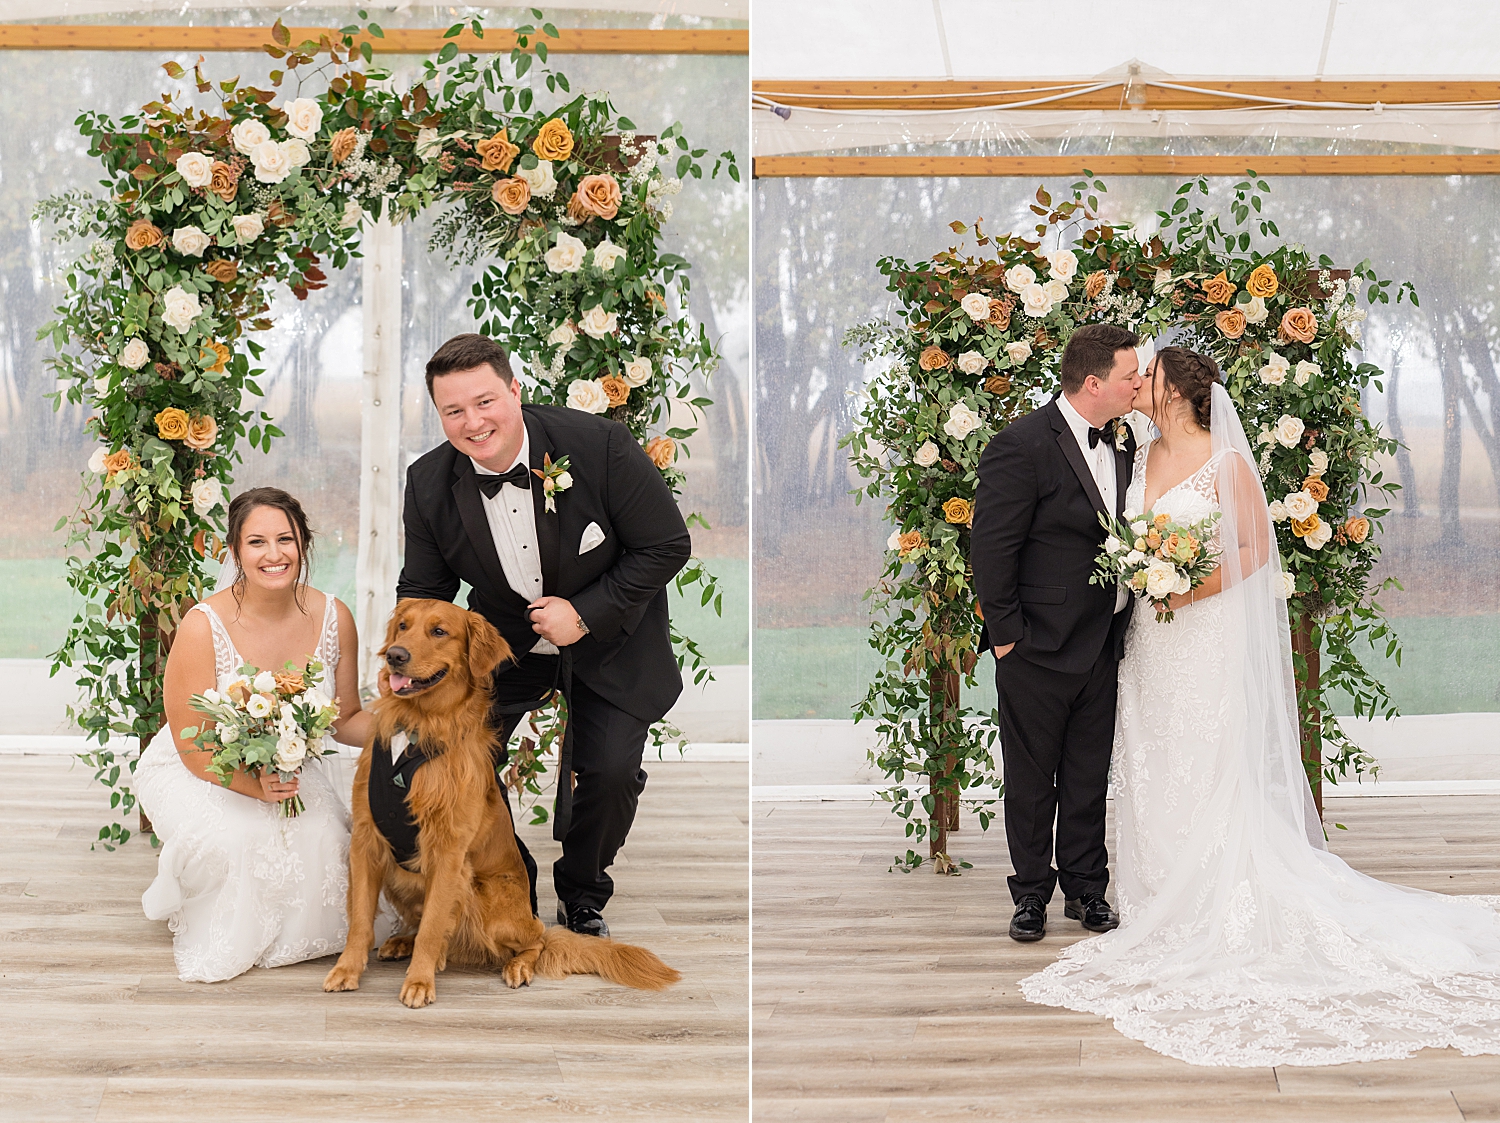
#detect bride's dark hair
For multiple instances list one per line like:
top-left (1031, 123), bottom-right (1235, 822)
top-left (225, 487), bottom-right (315, 611)
top-left (1151, 346), bottom-right (1221, 431)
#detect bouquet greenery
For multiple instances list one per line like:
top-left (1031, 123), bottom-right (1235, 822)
top-left (1092, 509), bottom-right (1222, 623)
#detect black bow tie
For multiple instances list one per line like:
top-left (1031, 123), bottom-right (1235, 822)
top-left (476, 463), bottom-right (531, 498)
top-left (1087, 421), bottom-right (1119, 449)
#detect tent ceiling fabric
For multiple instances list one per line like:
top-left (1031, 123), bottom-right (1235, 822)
top-left (752, 0), bottom-right (1500, 80)
top-left (0, 1), bottom-right (748, 21)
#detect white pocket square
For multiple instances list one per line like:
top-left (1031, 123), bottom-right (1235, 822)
top-left (578, 522), bottom-right (606, 555)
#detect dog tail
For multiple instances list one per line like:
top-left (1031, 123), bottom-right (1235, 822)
top-left (535, 927), bottom-right (681, 991)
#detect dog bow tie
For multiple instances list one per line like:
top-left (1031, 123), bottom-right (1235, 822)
top-left (1087, 421), bottom-right (1119, 449)
top-left (476, 464), bottom-right (532, 498)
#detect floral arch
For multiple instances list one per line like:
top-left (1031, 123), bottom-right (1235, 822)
top-left (38, 14), bottom-right (738, 847)
top-left (844, 173), bottom-right (1414, 872)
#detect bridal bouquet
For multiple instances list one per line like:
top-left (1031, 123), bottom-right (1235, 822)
top-left (180, 658), bottom-right (340, 817)
top-left (1091, 510), bottom-right (1222, 623)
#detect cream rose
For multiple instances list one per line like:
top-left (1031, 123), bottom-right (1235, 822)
top-left (913, 440), bottom-right (940, 467)
top-left (231, 118), bottom-right (271, 155)
top-left (171, 225), bottom-right (211, 257)
top-left (517, 158), bottom-right (558, 198)
top-left (578, 305), bottom-right (618, 339)
top-left (623, 356), bottom-right (653, 387)
top-left (192, 478), bottom-right (223, 516)
top-left (250, 139), bottom-right (293, 184)
top-left (1042, 278), bottom-right (1069, 305)
top-left (273, 733), bottom-right (307, 773)
top-left (1144, 560), bottom-right (1179, 599)
top-left (1305, 519), bottom-right (1333, 550)
top-left (175, 151), bottom-right (213, 188)
top-left (87, 447), bottom-right (107, 474)
top-left (943, 401), bottom-right (982, 441)
top-left (566, 378), bottom-right (610, 414)
top-left (283, 97), bottom-right (323, 140)
top-left (340, 199), bottom-right (362, 229)
top-left (960, 293), bottom-right (991, 321)
top-left (119, 338), bottom-right (149, 370)
top-left (1274, 414), bottom-right (1306, 447)
top-left (592, 238), bottom-right (626, 272)
top-left (1282, 490), bottom-right (1317, 521)
top-left (161, 285), bottom-right (201, 333)
top-left (231, 214), bottom-right (264, 244)
top-left (415, 128), bottom-right (442, 160)
top-left (283, 138), bottom-right (311, 168)
top-left (1259, 352), bottom-right (1289, 386)
top-left (1004, 263), bottom-right (1036, 293)
top-left (956, 350), bottom-right (988, 375)
top-left (1294, 360), bottom-right (1320, 387)
top-left (1267, 500), bottom-right (1288, 522)
top-left (1243, 295), bottom-right (1268, 324)
top-left (1276, 571), bottom-right (1297, 598)
top-left (1019, 282), bottom-right (1054, 318)
top-left (1047, 250), bottom-right (1078, 282)
top-left (548, 321), bottom-right (577, 350)
top-left (545, 231), bottom-right (586, 274)
top-left (1153, 267), bottom-right (1174, 291)
top-left (1005, 340), bottom-right (1033, 365)
top-left (887, 530), bottom-right (902, 552)
top-left (1309, 449), bottom-right (1329, 475)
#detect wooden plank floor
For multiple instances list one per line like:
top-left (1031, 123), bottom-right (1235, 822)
top-left (752, 796), bottom-right (1500, 1123)
top-left (0, 754), bottom-right (748, 1122)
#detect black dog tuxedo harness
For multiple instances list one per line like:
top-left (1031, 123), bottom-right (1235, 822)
top-left (367, 731), bottom-right (429, 867)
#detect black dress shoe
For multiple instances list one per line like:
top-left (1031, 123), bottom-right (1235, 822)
top-left (557, 901), bottom-right (610, 938)
top-left (1064, 894), bottom-right (1120, 932)
top-left (1009, 894), bottom-right (1047, 942)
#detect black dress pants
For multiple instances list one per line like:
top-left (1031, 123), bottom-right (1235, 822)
top-left (994, 640), bottom-right (1119, 904)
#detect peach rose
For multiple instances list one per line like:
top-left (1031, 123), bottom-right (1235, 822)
top-left (570, 173), bottom-right (622, 221)
top-left (273, 669), bottom-right (306, 696)
top-left (896, 530), bottom-right (925, 556)
top-left (102, 449), bottom-right (135, 476)
top-left (183, 414), bottom-right (218, 451)
top-left (491, 176), bottom-right (532, 215)
top-left (1246, 263), bottom-right (1279, 298)
top-left (942, 497), bottom-right (972, 525)
top-left (644, 436), bottom-right (676, 469)
top-left (1202, 271), bottom-right (1236, 305)
top-left (1343, 515), bottom-right (1370, 544)
top-left (1303, 476), bottom-right (1330, 503)
top-left (207, 161), bottom-right (239, 203)
top-left (987, 297), bottom-right (1013, 329)
top-left (330, 127), bottom-right (359, 165)
top-left (202, 259), bottom-right (238, 284)
top-left (1290, 513), bottom-right (1322, 539)
top-left (1215, 309), bottom-right (1247, 339)
top-left (155, 407), bottom-right (190, 441)
top-left (202, 342), bottom-right (230, 374)
top-left (984, 374), bottom-right (1012, 396)
top-left (599, 375), bottom-right (631, 408)
top-left (1279, 307), bottom-right (1318, 344)
top-left (918, 346), bottom-right (951, 371)
top-left (476, 128), bottom-right (520, 173)
top-left (1083, 271), bottom-right (1109, 300)
top-left (532, 118), bottom-right (574, 162)
top-left (125, 219), bottom-right (163, 251)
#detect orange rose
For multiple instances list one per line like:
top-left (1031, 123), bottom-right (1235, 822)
top-left (569, 173), bottom-right (622, 221)
top-left (918, 346), bottom-right (951, 371)
top-left (1202, 271), bottom-right (1236, 305)
top-left (644, 436), bottom-right (676, 469)
top-left (226, 679), bottom-right (252, 706)
top-left (330, 127), bottom-right (359, 165)
top-left (207, 161), bottom-right (239, 203)
top-left (476, 128), bottom-right (520, 173)
top-left (1279, 307), bottom-right (1318, 344)
top-left (202, 259), bottom-right (238, 284)
top-left (1153, 513), bottom-right (1170, 528)
top-left (125, 219), bottom-right (163, 251)
top-left (1343, 515), bottom-right (1370, 544)
top-left (1083, 271), bottom-right (1109, 300)
top-left (1303, 476), bottom-right (1330, 503)
top-left (984, 374), bottom-right (1012, 396)
top-left (183, 414), bottom-right (218, 451)
top-left (987, 298), bottom-right (1012, 329)
top-left (273, 669), bottom-right (306, 697)
top-left (201, 342), bottom-right (230, 374)
top-left (102, 449), bottom-right (135, 476)
top-left (896, 530), bottom-right (925, 556)
top-left (1145, 530), bottom-right (1162, 549)
top-left (491, 176), bottom-right (531, 215)
top-left (1245, 263), bottom-right (1279, 298)
top-left (1291, 513), bottom-right (1322, 538)
top-left (942, 497), bottom-right (972, 525)
top-left (600, 375), bottom-right (631, 408)
top-left (531, 118), bottom-right (574, 162)
top-left (1215, 309), bottom-right (1247, 339)
top-left (155, 406), bottom-right (190, 441)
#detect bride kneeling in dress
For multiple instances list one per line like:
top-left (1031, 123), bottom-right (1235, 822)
top-left (137, 487), bottom-right (376, 982)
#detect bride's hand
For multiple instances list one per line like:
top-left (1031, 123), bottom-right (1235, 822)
top-left (257, 769), bottom-right (299, 803)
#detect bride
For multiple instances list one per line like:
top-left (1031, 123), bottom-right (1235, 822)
top-left (1021, 346), bottom-right (1500, 1067)
top-left (136, 487), bottom-right (375, 982)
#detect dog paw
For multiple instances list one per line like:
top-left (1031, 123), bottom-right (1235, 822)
top-left (323, 962), bottom-right (363, 992)
top-left (501, 959), bottom-right (534, 989)
top-left (400, 975), bottom-right (436, 1008)
top-left (377, 935), bottom-right (415, 961)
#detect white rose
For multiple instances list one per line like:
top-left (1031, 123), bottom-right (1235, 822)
top-left (553, 471), bottom-right (573, 491)
top-left (1174, 573), bottom-right (1192, 596)
top-left (960, 292), bottom-right (991, 321)
top-left (566, 379), bottom-right (610, 414)
top-left (1042, 278), bottom-right (1069, 305)
top-left (887, 530), bottom-right (902, 552)
top-left (250, 138), bottom-right (293, 184)
top-left (1005, 340), bottom-right (1033, 365)
top-left (1153, 267), bottom-right (1174, 291)
top-left (942, 401), bottom-right (982, 441)
top-left (231, 117), bottom-right (271, 155)
top-left (1294, 360), bottom-right (1320, 387)
top-left (218, 724), bottom-right (241, 744)
top-left (415, 128), bottom-right (442, 160)
top-left (1004, 263), bottom-right (1036, 293)
top-left (202, 688), bottom-right (223, 705)
top-left (95, 375), bottom-right (111, 397)
top-left (1274, 414), bottom-right (1306, 447)
top-left (175, 151), bottom-right (213, 188)
top-left (191, 478), bottom-right (223, 517)
top-left (1019, 282), bottom-right (1054, 318)
top-left (1267, 500), bottom-right (1288, 522)
top-left (119, 337), bottom-right (150, 370)
top-left (282, 138), bottom-right (311, 168)
top-left (1242, 295), bottom-right (1268, 324)
top-left (274, 733), bottom-right (307, 773)
top-left (1130, 520), bottom-right (1148, 536)
top-left (283, 97), bottom-right (323, 140)
top-left (161, 285), bottom-right (201, 333)
top-left (1309, 449), bottom-right (1328, 475)
top-left (956, 350), bottom-right (988, 375)
top-left (547, 321), bottom-right (577, 350)
top-left (246, 693), bottom-right (273, 719)
top-left (1144, 561), bottom-right (1179, 599)
top-left (1276, 571), bottom-right (1297, 599)
top-left (231, 214), bottom-right (264, 244)
top-left (1282, 490), bottom-right (1317, 520)
top-left (1104, 535), bottom-right (1123, 555)
top-left (545, 231), bottom-right (586, 274)
top-left (1047, 250), bottom-right (1078, 282)
top-left (622, 356), bottom-right (653, 387)
top-left (1305, 519), bottom-right (1333, 550)
top-left (340, 199), bottom-right (362, 229)
top-left (913, 440), bottom-right (940, 467)
top-left (1259, 353), bottom-right (1289, 386)
top-left (171, 225), bottom-right (211, 257)
top-left (253, 670), bottom-right (277, 693)
top-left (578, 305), bottom-right (618, 339)
top-left (517, 158), bottom-right (558, 198)
top-left (1123, 550), bottom-right (1146, 567)
top-left (591, 238), bottom-right (627, 272)
top-left (88, 447), bottom-right (107, 474)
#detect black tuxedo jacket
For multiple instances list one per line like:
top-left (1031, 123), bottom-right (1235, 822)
top-left (396, 404), bottom-right (692, 723)
top-left (971, 398), bottom-right (1136, 674)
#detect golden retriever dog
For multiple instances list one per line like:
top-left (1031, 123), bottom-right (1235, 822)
top-left (322, 598), bottom-right (680, 1008)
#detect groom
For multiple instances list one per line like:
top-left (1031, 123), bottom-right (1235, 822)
top-left (395, 333), bottom-right (691, 939)
top-left (971, 323), bottom-right (1143, 942)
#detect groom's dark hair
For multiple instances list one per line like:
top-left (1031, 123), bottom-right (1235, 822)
top-left (1059, 324), bottom-right (1139, 393)
top-left (426, 334), bottom-right (515, 398)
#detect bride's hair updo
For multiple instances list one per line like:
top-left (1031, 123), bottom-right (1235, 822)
top-left (1152, 346), bottom-right (1221, 431)
top-left (225, 487), bottom-right (315, 608)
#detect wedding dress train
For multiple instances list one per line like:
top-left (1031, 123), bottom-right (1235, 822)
top-left (1021, 388), bottom-right (1500, 1067)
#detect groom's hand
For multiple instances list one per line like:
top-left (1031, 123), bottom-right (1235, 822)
top-left (527, 596), bottom-right (588, 647)
top-left (993, 642), bottom-right (1015, 660)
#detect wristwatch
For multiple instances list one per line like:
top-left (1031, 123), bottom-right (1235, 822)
top-left (575, 615), bottom-right (590, 635)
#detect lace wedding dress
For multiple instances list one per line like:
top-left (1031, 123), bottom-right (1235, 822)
top-left (135, 594), bottom-right (354, 982)
top-left (1021, 389), bottom-right (1500, 1068)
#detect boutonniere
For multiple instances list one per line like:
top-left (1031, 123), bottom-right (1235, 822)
top-left (1114, 418), bottom-right (1133, 452)
top-left (532, 453), bottom-right (572, 514)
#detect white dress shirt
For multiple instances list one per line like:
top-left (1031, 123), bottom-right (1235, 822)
top-left (1057, 394), bottom-right (1130, 614)
top-left (473, 429), bottom-right (558, 655)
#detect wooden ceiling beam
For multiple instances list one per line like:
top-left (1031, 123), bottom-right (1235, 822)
top-left (753, 155), bottom-right (1500, 178)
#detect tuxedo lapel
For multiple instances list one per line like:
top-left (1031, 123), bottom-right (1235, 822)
top-left (1048, 400), bottom-right (1107, 518)
top-left (1114, 424), bottom-right (1136, 519)
top-left (451, 457), bottom-right (512, 600)
top-left (525, 410), bottom-right (562, 595)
